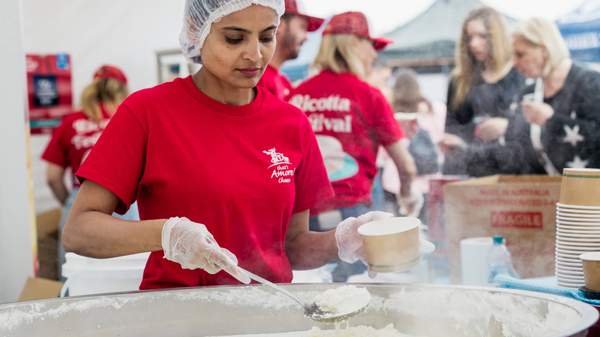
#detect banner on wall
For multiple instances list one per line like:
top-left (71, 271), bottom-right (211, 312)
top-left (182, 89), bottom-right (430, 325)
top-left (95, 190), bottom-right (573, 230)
top-left (26, 53), bottom-right (73, 135)
top-left (559, 20), bottom-right (600, 63)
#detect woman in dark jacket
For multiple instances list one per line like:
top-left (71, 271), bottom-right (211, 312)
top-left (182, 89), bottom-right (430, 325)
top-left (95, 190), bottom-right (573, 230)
top-left (443, 7), bottom-right (526, 176)
top-left (508, 17), bottom-right (600, 174)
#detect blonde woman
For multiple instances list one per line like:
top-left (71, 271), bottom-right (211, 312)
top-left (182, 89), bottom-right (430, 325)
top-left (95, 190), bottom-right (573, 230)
top-left (289, 11), bottom-right (417, 281)
top-left (509, 18), bottom-right (600, 172)
top-left (443, 7), bottom-right (526, 176)
top-left (42, 65), bottom-right (133, 277)
top-left (43, 65), bottom-right (128, 207)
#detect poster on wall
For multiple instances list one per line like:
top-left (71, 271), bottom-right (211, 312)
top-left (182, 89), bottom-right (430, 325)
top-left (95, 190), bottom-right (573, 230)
top-left (156, 48), bottom-right (200, 83)
top-left (26, 53), bottom-right (73, 135)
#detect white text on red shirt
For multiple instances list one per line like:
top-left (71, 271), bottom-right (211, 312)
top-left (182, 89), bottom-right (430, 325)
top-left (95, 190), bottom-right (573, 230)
top-left (308, 113), bottom-right (353, 133)
top-left (289, 94), bottom-right (351, 113)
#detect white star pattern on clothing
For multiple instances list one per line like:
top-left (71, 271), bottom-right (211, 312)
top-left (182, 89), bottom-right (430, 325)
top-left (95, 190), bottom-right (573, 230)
top-left (567, 156), bottom-right (589, 168)
top-left (563, 125), bottom-right (584, 147)
top-left (570, 110), bottom-right (577, 120)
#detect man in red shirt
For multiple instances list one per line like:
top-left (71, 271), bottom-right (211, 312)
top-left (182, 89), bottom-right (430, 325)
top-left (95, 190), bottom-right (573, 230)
top-left (258, 0), bottom-right (323, 100)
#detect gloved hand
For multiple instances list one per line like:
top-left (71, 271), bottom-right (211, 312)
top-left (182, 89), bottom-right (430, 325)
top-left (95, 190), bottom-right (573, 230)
top-left (398, 191), bottom-right (424, 218)
top-left (335, 211), bottom-right (394, 264)
top-left (162, 217), bottom-right (250, 284)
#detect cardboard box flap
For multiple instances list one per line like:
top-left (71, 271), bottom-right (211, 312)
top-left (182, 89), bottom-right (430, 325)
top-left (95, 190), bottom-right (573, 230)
top-left (496, 175), bottom-right (562, 184)
top-left (446, 175), bottom-right (561, 188)
top-left (19, 277), bottom-right (63, 301)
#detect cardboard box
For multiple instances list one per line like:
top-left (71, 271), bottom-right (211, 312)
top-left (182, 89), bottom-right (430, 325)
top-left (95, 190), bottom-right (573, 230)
top-left (36, 208), bottom-right (61, 239)
top-left (36, 208), bottom-right (61, 280)
top-left (19, 277), bottom-right (63, 301)
top-left (444, 175), bottom-right (561, 282)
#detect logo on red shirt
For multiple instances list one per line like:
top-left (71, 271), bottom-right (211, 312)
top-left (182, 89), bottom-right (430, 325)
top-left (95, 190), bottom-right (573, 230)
top-left (263, 148), bottom-right (294, 184)
top-left (71, 119), bottom-right (108, 150)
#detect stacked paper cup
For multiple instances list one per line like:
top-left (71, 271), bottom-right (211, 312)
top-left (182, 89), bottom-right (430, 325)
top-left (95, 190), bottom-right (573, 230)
top-left (556, 168), bottom-right (600, 288)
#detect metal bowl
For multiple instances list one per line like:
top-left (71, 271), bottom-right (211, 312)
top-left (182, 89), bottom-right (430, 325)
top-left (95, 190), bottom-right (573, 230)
top-left (0, 283), bottom-right (597, 336)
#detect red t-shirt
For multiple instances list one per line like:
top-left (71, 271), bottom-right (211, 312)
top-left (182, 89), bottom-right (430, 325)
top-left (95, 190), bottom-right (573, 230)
top-left (289, 70), bottom-right (404, 211)
top-left (41, 109), bottom-right (111, 187)
top-left (76, 76), bottom-right (333, 289)
top-left (258, 65), bottom-right (293, 100)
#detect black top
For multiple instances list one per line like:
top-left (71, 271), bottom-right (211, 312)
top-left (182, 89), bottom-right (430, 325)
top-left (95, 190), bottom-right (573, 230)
top-left (506, 63), bottom-right (600, 173)
top-left (443, 67), bottom-right (527, 176)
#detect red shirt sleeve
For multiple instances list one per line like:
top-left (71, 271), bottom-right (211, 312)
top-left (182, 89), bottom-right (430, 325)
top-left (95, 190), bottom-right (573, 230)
top-left (369, 87), bottom-right (404, 146)
top-left (76, 103), bottom-right (146, 214)
top-left (293, 114), bottom-right (334, 213)
top-left (41, 120), bottom-right (69, 168)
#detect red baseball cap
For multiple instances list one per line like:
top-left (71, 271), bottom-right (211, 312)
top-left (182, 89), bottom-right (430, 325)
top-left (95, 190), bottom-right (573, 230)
top-left (322, 11), bottom-right (393, 51)
top-left (93, 65), bottom-right (128, 85)
top-left (284, 0), bottom-right (324, 32)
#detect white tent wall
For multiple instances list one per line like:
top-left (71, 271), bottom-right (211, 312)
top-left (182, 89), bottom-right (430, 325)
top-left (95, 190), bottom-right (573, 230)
top-left (0, 0), bottom-right (36, 303)
top-left (22, 0), bottom-right (185, 212)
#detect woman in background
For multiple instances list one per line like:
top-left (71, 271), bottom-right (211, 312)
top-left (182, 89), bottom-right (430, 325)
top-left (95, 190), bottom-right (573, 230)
top-left (379, 69), bottom-right (440, 219)
top-left (508, 17), bottom-right (600, 173)
top-left (42, 65), bottom-right (135, 278)
top-left (443, 7), bottom-right (526, 176)
top-left (289, 11), bottom-right (417, 281)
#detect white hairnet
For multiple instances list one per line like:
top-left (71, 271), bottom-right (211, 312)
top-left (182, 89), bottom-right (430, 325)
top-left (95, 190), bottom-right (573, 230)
top-left (180, 0), bottom-right (285, 64)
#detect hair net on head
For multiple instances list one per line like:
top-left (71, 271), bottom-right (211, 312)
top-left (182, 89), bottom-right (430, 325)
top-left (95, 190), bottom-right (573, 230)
top-left (180, 0), bottom-right (285, 64)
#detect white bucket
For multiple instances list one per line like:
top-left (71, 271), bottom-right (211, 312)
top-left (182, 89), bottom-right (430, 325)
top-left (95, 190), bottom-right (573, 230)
top-left (61, 252), bottom-right (149, 296)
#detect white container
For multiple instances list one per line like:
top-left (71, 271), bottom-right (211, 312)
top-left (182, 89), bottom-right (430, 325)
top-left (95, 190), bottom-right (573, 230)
top-left (460, 237), bottom-right (494, 285)
top-left (62, 252), bottom-right (149, 296)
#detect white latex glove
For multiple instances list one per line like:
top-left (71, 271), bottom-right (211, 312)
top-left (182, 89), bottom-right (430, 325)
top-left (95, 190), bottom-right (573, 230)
top-left (162, 217), bottom-right (250, 284)
top-left (335, 211), bottom-right (394, 264)
top-left (398, 191), bottom-right (424, 218)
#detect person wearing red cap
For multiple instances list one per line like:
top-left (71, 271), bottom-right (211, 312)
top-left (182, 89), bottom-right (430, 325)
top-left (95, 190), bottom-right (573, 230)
top-left (258, 0), bottom-right (323, 100)
top-left (289, 11), bottom-right (418, 281)
top-left (42, 64), bottom-right (135, 279)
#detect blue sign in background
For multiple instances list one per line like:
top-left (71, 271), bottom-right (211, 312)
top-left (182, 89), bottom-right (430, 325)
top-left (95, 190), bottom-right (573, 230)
top-left (56, 53), bottom-right (70, 70)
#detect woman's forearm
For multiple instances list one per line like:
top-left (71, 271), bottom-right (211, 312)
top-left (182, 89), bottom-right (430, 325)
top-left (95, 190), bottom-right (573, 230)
top-left (48, 179), bottom-right (69, 206)
top-left (62, 180), bottom-right (164, 258)
top-left (286, 230), bottom-right (338, 270)
top-left (46, 163), bottom-right (69, 205)
top-left (63, 210), bottom-right (164, 258)
top-left (386, 140), bottom-right (417, 197)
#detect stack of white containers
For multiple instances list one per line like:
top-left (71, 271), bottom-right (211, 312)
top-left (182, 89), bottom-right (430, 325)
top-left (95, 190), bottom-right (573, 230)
top-left (556, 168), bottom-right (600, 288)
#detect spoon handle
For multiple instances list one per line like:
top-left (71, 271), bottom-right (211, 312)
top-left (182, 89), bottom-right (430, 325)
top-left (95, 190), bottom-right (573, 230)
top-left (238, 267), bottom-right (307, 309)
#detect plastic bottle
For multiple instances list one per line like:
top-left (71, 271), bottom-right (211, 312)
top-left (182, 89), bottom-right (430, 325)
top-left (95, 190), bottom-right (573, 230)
top-left (487, 235), bottom-right (519, 284)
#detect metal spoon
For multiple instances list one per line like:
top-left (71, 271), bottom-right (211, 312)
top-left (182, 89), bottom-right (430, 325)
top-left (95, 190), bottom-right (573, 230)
top-left (238, 267), bottom-right (367, 322)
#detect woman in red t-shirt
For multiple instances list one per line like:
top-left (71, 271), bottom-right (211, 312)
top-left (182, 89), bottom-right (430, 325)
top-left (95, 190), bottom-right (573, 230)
top-left (288, 12), bottom-right (418, 281)
top-left (289, 12), bottom-right (418, 224)
top-left (63, 0), bottom-right (389, 289)
top-left (42, 64), bottom-right (134, 277)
